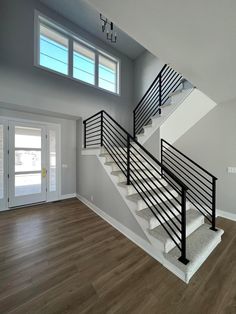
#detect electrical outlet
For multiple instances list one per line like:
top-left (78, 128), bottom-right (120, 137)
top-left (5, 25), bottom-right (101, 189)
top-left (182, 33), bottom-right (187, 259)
top-left (227, 167), bottom-right (236, 173)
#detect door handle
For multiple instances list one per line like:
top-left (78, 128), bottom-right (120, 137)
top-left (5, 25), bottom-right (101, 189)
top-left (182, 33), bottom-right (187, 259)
top-left (42, 168), bottom-right (47, 178)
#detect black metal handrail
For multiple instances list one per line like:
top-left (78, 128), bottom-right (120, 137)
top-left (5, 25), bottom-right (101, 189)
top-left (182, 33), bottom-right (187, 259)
top-left (133, 64), bottom-right (183, 137)
top-left (161, 139), bottom-right (217, 231)
top-left (83, 110), bottom-right (190, 264)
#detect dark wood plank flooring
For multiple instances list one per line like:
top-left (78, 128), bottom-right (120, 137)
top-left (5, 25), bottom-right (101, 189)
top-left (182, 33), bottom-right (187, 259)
top-left (0, 198), bottom-right (235, 314)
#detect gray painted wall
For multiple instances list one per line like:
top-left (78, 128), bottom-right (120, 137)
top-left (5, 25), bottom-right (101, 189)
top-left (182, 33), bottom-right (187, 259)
top-left (175, 101), bottom-right (236, 214)
top-left (76, 119), bottom-right (147, 239)
top-left (133, 50), bottom-right (164, 105)
top-left (0, 0), bottom-right (134, 132)
top-left (143, 129), bottom-right (160, 159)
top-left (0, 108), bottom-right (76, 196)
top-left (133, 51), bottom-right (163, 158)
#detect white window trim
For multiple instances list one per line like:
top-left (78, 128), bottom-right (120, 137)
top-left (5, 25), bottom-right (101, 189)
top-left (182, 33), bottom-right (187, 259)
top-left (34, 10), bottom-right (121, 96)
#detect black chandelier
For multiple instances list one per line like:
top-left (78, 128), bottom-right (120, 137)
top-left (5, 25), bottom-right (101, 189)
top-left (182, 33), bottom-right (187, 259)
top-left (100, 14), bottom-right (117, 43)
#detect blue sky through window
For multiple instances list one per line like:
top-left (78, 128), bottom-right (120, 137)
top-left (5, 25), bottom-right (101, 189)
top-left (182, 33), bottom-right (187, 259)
top-left (73, 51), bottom-right (95, 85)
top-left (39, 20), bottom-right (118, 93)
top-left (40, 35), bottom-right (68, 75)
top-left (99, 55), bottom-right (116, 93)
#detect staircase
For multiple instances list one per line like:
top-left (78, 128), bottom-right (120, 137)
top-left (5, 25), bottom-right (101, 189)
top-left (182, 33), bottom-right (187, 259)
top-left (82, 65), bottom-right (224, 283)
top-left (134, 64), bottom-right (194, 144)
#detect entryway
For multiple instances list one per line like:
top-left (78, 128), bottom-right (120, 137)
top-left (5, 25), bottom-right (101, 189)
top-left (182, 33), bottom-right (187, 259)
top-left (0, 118), bottom-right (60, 210)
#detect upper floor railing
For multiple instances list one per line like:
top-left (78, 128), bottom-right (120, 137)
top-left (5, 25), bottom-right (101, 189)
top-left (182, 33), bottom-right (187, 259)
top-left (133, 64), bottom-right (183, 136)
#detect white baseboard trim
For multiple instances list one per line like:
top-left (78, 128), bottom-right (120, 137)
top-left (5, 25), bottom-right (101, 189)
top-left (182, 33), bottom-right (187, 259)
top-left (60, 193), bottom-right (76, 200)
top-left (217, 209), bottom-right (236, 221)
top-left (76, 193), bottom-right (164, 264)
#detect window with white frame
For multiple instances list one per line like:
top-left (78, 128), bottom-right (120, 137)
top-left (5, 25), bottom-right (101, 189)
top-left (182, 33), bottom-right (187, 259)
top-left (36, 14), bottom-right (120, 94)
top-left (39, 24), bottom-right (69, 75)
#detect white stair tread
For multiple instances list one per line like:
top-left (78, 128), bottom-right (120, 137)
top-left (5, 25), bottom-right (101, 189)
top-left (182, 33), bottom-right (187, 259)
top-left (128, 188), bottom-right (179, 211)
top-left (112, 169), bottom-right (161, 183)
top-left (119, 178), bottom-right (168, 196)
top-left (169, 89), bottom-right (183, 97)
top-left (105, 161), bottom-right (156, 172)
top-left (165, 224), bottom-right (224, 281)
top-left (136, 133), bottom-right (145, 139)
top-left (103, 154), bottom-right (147, 164)
top-left (143, 124), bottom-right (153, 131)
top-left (160, 101), bottom-right (173, 109)
top-left (128, 185), bottom-right (177, 201)
top-left (149, 209), bottom-right (204, 252)
top-left (101, 145), bottom-right (139, 155)
top-left (136, 201), bottom-right (191, 230)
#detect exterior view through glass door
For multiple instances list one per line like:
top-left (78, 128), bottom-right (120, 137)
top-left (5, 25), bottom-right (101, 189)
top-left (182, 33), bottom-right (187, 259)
top-left (8, 122), bottom-right (47, 207)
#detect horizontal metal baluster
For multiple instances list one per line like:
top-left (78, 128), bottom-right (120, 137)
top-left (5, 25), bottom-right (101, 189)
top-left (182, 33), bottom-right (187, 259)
top-left (161, 76), bottom-right (182, 101)
top-left (162, 157), bottom-right (213, 204)
top-left (86, 124), bottom-right (101, 133)
top-left (134, 64), bottom-right (168, 112)
top-left (162, 139), bottom-right (217, 179)
top-left (86, 115), bottom-right (101, 125)
top-left (135, 88), bottom-right (160, 123)
top-left (128, 171), bottom-right (182, 244)
top-left (103, 131), bottom-right (127, 158)
top-left (103, 117), bottom-right (127, 141)
top-left (103, 142), bottom-right (127, 176)
top-left (86, 129), bottom-right (101, 137)
top-left (103, 126), bottom-right (127, 148)
top-left (162, 146), bottom-right (212, 183)
top-left (163, 150), bottom-right (212, 190)
top-left (163, 154), bottom-right (213, 198)
top-left (129, 152), bottom-right (182, 211)
top-left (103, 136), bottom-right (127, 164)
top-left (129, 161), bottom-right (182, 226)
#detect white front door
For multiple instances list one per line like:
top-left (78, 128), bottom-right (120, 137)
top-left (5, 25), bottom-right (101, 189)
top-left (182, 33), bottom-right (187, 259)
top-left (8, 122), bottom-right (47, 207)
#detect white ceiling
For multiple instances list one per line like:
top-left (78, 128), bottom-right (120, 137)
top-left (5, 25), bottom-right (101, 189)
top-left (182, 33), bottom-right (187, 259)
top-left (40, 0), bottom-right (145, 60)
top-left (87, 0), bottom-right (236, 104)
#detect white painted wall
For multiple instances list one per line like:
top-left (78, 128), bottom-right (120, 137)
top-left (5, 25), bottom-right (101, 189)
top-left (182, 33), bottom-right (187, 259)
top-left (0, 0), bottom-right (134, 132)
top-left (0, 107), bottom-right (76, 197)
top-left (160, 89), bottom-right (217, 144)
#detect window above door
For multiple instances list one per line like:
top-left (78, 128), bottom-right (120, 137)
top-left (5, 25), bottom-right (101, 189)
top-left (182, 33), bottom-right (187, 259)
top-left (35, 12), bottom-right (120, 95)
